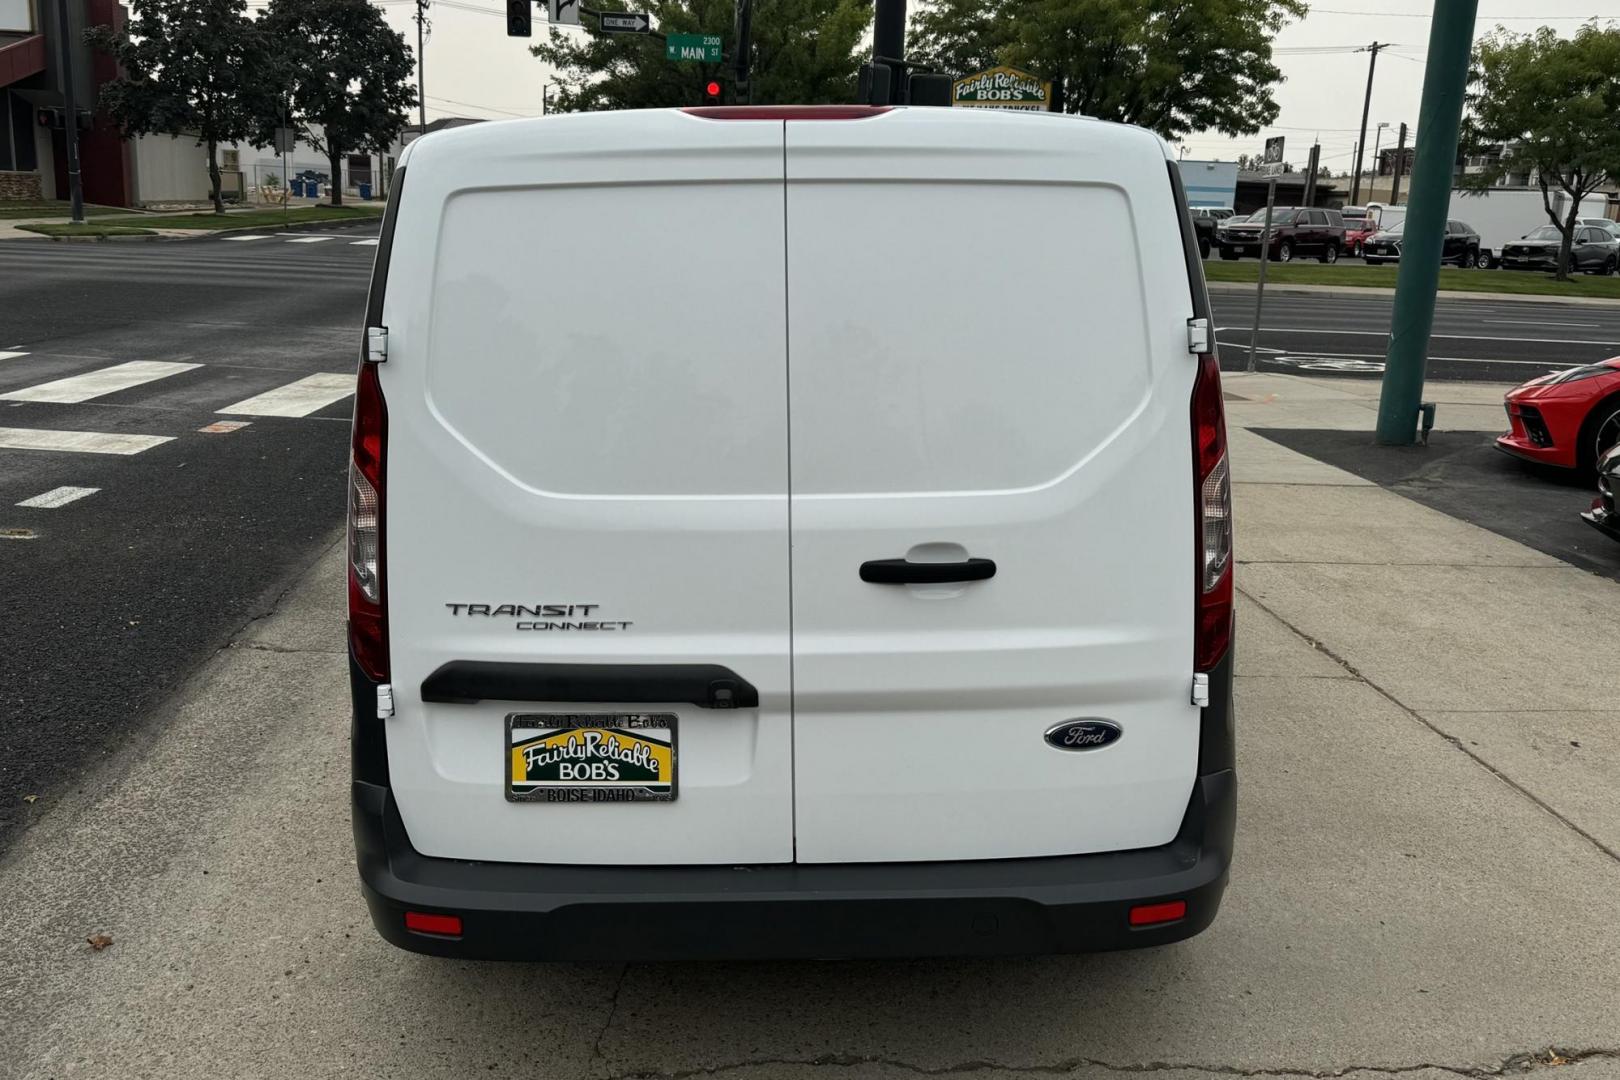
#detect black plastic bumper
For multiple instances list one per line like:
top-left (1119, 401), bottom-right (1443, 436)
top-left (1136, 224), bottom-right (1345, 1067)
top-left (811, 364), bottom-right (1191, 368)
top-left (351, 645), bottom-right (1236, 962)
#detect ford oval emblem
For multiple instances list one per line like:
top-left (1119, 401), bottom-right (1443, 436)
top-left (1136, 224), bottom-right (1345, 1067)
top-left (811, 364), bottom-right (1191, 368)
top-left (1044, 719), bottom-right (1123, 752)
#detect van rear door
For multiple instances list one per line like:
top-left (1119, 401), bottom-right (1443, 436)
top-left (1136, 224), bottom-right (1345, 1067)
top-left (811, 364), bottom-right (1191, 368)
top-left (784, 110), bottom-right (1201, 864)
top-left (382, 112), bottom-right (794, 865)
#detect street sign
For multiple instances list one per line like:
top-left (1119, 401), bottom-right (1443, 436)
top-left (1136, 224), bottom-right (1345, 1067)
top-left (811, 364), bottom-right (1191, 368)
top-left (273, 127), bottom-right (297, 154)
top-left (548, 0), bottom-right (580, 26)
top-left (1262, 135), bottom-right (1285, 166)
top-left (666, 33), bottom-right (721, 62)
top-left (951, 66), bottom-right (1051, 111)
top-left (598, 10), bottom-right (649, 33)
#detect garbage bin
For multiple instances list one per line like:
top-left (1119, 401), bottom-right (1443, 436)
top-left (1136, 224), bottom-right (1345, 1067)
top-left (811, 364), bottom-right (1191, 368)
top-left (358, 181), bottom-right (373, 201)
top-left (290, 178), bottom-right (305, 197)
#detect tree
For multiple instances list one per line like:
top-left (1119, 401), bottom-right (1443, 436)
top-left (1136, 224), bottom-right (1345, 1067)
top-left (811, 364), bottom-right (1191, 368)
top-left (259, 0), bottom-right (416, 205)
top-left (1464, 25), bottom-right (1620, 280)
top-left (532, 0), bottom-right (867, 112)
top-left (910, 0), bottom-right (1306, 140)
top-left (87, 0), bottom-right (268, 213)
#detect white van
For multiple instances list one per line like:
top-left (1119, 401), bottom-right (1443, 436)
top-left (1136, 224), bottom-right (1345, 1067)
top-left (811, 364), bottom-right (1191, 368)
top-left (349, 106), bottom-right (1235, 961)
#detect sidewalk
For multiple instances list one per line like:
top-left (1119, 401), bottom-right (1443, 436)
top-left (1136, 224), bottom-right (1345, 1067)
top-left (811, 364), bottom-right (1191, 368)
top-left (1, 379), bottom-right (1618, 1078)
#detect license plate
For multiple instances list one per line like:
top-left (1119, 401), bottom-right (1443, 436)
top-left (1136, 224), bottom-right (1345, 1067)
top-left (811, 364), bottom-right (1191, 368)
top-left (506, 713), bottom-right (677, 802)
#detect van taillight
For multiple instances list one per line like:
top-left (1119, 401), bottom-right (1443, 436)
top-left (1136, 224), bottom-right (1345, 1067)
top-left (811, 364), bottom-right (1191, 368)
top-left (1192, 351), bottom-right (1232, 672)
top-left (348, 359), bottom-right (389, 681)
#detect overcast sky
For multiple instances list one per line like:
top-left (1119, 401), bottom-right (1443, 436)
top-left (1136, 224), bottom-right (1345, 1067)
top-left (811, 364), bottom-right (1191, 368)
top-left (374, 0), bottom-right (1620, 155)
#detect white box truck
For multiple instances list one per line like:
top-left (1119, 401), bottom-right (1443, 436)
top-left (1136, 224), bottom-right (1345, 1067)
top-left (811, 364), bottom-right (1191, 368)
top-left (1439, 187), bottom-right (1610, 268)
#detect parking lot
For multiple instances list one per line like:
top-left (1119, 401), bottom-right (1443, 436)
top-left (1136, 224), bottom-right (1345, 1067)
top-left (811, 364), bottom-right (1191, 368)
top-left (1, 226), bottom-right (1618, 1078)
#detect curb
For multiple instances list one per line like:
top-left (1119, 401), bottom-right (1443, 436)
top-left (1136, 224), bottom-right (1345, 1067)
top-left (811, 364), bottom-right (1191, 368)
top-left (203, 212), bottom-right (385, 239)
top-left (1207, 280), bottom-right (1620, 308)
top-left (37, 232), bottom-right (164, 243)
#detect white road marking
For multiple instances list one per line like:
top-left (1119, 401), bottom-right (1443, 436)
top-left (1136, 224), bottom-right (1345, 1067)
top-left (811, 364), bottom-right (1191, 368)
top-left (221, 234), bottom-right (274, 241)
top-left (0, 527), bottom-right (37, 540)
top-left (217, 373), bottom-right (353, 417)
top-left (0, 361), bottom-right (202, 404)
top-left (198, 420), bottom-right (252, 434)
top-left (17, 485), bottom-right (100, 509)
top-left (350, 238), bottom-right (379, 246)
top-left (286, 236), bottom-right (334, 244)
top-left (0, 427), bottom-right (174, 454)
top-left (0, 351), bottom-right (28, 362)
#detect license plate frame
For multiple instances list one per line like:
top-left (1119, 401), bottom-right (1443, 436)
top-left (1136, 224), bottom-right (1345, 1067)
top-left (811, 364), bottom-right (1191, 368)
top-left (505, 713), bottom-right (678, 803)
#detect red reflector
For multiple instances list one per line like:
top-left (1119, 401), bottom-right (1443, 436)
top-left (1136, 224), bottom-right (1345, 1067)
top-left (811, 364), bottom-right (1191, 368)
top-left (1129, 900), bottom-right (1188, 927)
top-left (404, 911), bottom-right (462, 937)
top-left (681, 105), bottom-right (892, 120)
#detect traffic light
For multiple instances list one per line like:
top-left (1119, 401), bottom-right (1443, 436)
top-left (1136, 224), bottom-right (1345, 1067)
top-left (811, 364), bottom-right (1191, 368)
top-left (507, 0), bottom-right (531, 36)
top-left (703, 79), bottom-right (722, 106)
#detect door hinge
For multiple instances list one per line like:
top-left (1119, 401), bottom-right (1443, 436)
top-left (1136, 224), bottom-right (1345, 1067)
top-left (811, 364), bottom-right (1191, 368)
top-left (1191, 673), bottom-right (1210, 708)
top-left (1187, 317), bottom-right (1211, 355)
top-left (377, 683), bottom-right (395, 719)
top-left (366, 326), bottom-right (388, 363)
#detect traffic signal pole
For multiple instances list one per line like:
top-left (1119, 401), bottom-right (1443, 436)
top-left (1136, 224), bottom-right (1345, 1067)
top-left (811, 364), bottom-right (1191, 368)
top-left (1374, 0), bottom-right (1478, 445)
top-left (55, 0), bottom-right (86, 224)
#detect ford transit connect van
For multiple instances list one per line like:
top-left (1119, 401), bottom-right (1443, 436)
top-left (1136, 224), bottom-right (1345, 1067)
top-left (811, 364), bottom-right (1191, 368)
top-left (349, 105), bottom-right (1235, 961)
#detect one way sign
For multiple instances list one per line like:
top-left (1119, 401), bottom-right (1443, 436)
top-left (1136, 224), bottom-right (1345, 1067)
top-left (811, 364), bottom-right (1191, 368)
top-left (548, 0), bottom-right (580, 25)
top-left (598, 10), bottom-right (650, 33)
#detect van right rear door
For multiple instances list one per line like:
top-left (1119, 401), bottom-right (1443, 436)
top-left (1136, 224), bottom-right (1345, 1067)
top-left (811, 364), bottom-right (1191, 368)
top-left (784, 109), bottom-right (1203, 864)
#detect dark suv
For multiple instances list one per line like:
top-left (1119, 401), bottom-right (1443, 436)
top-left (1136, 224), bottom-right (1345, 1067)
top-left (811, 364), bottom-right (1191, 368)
top-left (1215, 207), bottom-right (1346, 263)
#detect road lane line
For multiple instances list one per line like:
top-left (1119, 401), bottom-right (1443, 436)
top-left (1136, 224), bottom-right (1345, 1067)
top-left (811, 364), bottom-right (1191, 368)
top-left (0, 351), bottom-right (28, 362)
top-left (221, 235), bottom-right (274, 241)
top-left (0, 361), bottom-right (203, 404)
top-left (0, 428), bottom-right (175, 454)
top-left (217, 373), bottom-right (353, 417)
top-left (17, 485), bottom-right (100, 509)
top-left (286, 236), bottom-right (334, 244)
top-left (350, 238), bottom-right (379, 246)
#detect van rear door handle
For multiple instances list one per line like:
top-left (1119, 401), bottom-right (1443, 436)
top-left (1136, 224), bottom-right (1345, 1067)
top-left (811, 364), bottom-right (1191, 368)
top-left (859, 558), bottom-right (996, 585)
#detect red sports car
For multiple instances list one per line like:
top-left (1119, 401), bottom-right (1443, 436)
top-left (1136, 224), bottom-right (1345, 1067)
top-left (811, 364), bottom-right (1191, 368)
top-left (1498, 358), bottom-right (1620, 472)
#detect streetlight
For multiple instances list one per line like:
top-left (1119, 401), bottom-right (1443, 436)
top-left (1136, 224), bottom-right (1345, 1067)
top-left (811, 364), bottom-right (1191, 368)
top-left (1370, 121), bottom-right (1391, 197)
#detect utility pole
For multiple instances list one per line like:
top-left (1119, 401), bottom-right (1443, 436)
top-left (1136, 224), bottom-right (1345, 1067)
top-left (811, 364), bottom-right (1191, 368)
top-left (1246, 177), bottom-right (1278, 374)
top-left (1389, 122), bottom-right (1409, 205)
top-left (414, 0), bottom-right (429, 131)
top-left (55, 0), bottom-right (85, 224)
top-left (1349, 42), bottom-right (1392, 206)
top-left (1302, 143), bottom-right (1321, 207)
top-left (1375, 0), bottom-right (1477, 445)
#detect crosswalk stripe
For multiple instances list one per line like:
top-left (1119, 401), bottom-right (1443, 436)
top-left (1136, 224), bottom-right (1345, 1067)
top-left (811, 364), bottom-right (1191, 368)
top-left (350, 238), bottom-right (379, 246)
top-left (17, 485), bottom-right (100, 509)
top-left (217, 372), bottom-right (354, 417)
top-left (0, 360), bottom-right (203, 404)
top-left (286, 236), bottom-right (334, 244)
top-left (220, 234), bottom-right (273, 241)
top-left (0, 351), bottom-right (28, 362)
top-left (0, 428), bottom-right (174, 455)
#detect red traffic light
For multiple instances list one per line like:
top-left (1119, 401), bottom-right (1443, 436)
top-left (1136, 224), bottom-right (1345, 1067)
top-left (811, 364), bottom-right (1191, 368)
top-left (705, 81), bottom-right (721, 97)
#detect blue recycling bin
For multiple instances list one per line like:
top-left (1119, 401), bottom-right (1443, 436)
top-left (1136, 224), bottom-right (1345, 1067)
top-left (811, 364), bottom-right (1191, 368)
top-left (359, 181), bottom-right (373, 200)
top-left (289, 178), bottom-right (305, 197)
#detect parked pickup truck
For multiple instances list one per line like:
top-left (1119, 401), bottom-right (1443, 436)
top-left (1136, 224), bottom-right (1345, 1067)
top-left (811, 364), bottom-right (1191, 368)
top-left (1215, 207), bottom-right (1346, 263)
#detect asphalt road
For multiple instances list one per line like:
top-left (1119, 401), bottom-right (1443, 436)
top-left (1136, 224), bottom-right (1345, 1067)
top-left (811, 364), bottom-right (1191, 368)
top-left (1212, 287), bottom-right (1620, 381)
top-left (0, 224), bottom-right (379, 849)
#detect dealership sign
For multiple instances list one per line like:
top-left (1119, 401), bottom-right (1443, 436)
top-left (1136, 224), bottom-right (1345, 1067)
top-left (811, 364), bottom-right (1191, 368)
top-left (952, 66), bottom-right (1051, 111)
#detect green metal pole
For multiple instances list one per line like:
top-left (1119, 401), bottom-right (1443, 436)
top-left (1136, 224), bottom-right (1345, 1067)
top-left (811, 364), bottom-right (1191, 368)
top-left (1374, 0), bottom-right (1478, 445)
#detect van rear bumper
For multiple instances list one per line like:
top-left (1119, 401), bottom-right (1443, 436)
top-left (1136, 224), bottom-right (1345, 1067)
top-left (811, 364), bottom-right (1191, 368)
top-left (353, 768), bottom-right (1234, 962)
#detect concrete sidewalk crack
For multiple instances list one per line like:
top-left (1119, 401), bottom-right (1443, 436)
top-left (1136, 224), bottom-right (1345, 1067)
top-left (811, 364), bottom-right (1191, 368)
top-left (1237, 584), bottom-right (1620, 866)
top-left (594, 1046), bottom-right (1620, 1079)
